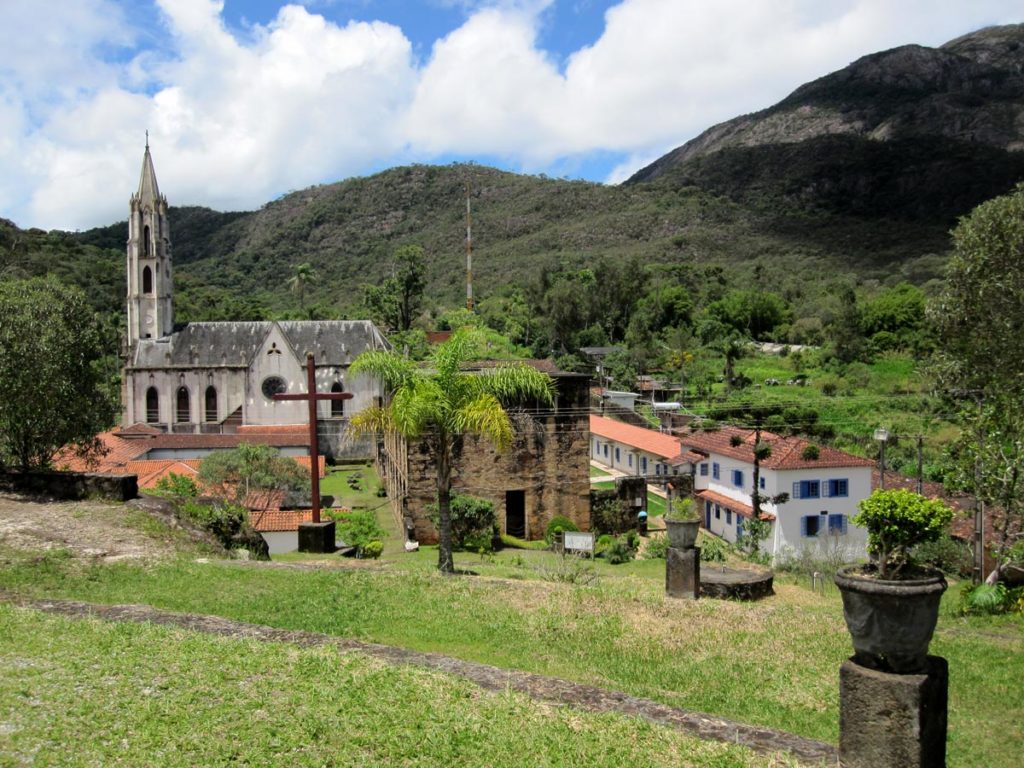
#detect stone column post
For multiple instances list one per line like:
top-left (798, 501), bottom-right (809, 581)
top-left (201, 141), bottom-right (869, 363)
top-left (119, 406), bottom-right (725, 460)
top-left (665, 546), bottom-right (700, 599)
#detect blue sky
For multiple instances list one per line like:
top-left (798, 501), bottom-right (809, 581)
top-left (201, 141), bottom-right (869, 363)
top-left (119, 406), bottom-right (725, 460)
top-left (0, 0), bottom-right (1017, 229)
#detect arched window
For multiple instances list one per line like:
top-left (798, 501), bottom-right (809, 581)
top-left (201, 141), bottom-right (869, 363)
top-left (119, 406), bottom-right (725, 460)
top-left (330, 381), bottom-right (345, 418)
top-left (143, 225), bottom-right (151, 258)
top-left (146, 387), bottom-right (159, 423)
top-left (176, 387), bottom-right (190, 423)
top-left (205, 386), bottom-right (218, 423)
top-left (142, 265), bottom-right (153, 295)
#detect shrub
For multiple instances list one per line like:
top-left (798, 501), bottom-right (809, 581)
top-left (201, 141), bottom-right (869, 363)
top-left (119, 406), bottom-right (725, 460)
top-left (912, 536), bottom-right (972, 577)
top-left (644, 535), bottom-right (670, 560)
top-left (801, 444), bottom-right (820, 461)
top-left (181, 499), bottom-right (248, 550)
top-left (698, 532), bottom-right (729, 563)
top-left (594, 533), bottom-right (615, 558)
top-left (960, 583), bottom-right (1009, 615)
top-left (331, 509), bottom-right (386, 557)
top-left (428, 494), bottom-right (497, 552)
top-left (535, 553), bottom-right (599, 585)
top-left (153, 472), bottom-right (200, 499)
top-left (591, 496), bottom-right (634, 535)
top-left (500, 533), bottom-right (548, 551)
top-left (360, 540), bottom-right (384, 560)
top-left (545, 514), bottom-right (580, 545)
top-left (604, 536), bottom-right (636, 565)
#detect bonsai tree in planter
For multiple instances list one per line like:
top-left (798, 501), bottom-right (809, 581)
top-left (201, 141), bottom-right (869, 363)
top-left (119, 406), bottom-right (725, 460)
top-left (854, 488), bottom-right (954, 579)
top-left (664, 497), bottom-right (700, 549)
top-left (835, 488), bottom-right (955, 673)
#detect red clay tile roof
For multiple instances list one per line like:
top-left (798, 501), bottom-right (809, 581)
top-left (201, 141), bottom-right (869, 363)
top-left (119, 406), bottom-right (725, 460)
top-left (589, 415), bottom-right (685, 460)
top-left (249, 508), bottom-right (314, 532)
top-left (54, 429), bottom-right (152, 472)
top-left (145, 433), bottom-right (309, 450)
top-left (681, 426), bottom-right (875, 471)
top-left (696, 489), bottom-right (775, 521)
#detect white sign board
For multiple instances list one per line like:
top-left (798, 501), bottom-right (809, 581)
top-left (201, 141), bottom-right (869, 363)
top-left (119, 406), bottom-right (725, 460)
top-left (563, 531), bottom-right (595, 554)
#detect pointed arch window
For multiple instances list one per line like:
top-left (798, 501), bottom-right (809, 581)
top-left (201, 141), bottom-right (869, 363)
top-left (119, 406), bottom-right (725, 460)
top-left (330, 382), bottom-right (345, 418)
top-left (205, 386), bottom-right (218, 423)
top-left (176, 387), bottom-right (190, 423)
top-left (146, 387), bottom-right (159, 423)
top-left (143, 224), bottom-right (151, 258)
top-left (142, 265), bottom-right (153, 295)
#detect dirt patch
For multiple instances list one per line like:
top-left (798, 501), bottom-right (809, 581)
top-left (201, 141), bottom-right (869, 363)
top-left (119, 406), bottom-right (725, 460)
top-left (0, 493), bottom-right (178, 563)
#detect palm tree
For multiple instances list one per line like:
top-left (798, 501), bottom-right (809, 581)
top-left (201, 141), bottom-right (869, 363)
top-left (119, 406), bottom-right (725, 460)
top-left (349, 330), bottom-right (554, 573)
top-left (287, 263), bottom-right (318, 314)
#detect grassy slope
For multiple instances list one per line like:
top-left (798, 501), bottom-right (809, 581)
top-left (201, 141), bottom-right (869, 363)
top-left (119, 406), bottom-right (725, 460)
top-left (0, 546), bottom-right (1020, 767)
top-left (0, 604), bottom-right (787, 768)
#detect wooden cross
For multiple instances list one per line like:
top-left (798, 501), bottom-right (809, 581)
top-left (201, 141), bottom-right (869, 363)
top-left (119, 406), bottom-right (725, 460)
top-left (273, 352), bottom-right (352, 523)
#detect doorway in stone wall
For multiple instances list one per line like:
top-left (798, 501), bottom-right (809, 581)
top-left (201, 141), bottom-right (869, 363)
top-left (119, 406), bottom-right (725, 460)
top-left (505, 490), bottom-right (526, 539)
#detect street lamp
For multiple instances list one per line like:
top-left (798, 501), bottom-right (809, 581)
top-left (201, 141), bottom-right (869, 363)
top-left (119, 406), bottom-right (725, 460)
top-left (873, 428), bottom-right (890, 489)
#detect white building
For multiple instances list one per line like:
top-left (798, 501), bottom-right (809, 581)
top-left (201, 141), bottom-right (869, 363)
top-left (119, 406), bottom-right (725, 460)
top-left (120, 142), bottom-right (389, 458)
top-left (589, 415), bottom-right (695, 477)
top-left (680, 426), bottom-right (875, 560)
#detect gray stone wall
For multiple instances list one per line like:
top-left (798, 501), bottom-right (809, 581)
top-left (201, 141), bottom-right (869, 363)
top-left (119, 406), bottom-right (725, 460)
top-left (0, 471), bottom-right (138, 501)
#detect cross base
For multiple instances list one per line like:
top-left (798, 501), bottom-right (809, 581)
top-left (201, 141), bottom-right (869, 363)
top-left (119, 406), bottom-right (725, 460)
top-left (298, 521), bottom-right (336, 553)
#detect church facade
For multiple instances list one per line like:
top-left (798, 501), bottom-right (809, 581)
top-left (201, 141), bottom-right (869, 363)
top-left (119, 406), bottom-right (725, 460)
top-left (121, 144), bottom-right (389, 455)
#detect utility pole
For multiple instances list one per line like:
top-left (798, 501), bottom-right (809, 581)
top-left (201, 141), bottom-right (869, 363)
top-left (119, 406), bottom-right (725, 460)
top-left (916, 434), bottom-right (924, 495)
top-left (465, 182), bottom-right (474, 311)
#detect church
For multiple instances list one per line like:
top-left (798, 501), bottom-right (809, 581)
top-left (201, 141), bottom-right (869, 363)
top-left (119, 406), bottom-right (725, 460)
top-left (121, 142), bottom-right (389, 458)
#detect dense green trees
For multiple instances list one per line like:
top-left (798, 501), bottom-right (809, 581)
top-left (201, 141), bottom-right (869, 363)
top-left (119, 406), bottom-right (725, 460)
top-left (197, 443), bottom-right (310, 502)
top-left (933, 184), bottom-right (1024, 581)
top-left (361, 245), bottom-right (426, 332)
top-left (0, 278), bottom-right (117, 469)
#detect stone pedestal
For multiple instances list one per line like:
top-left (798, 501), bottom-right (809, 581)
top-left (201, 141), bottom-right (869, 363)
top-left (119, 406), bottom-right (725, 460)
top-left (298, 521), bottom-right (336, 553)
top-left (665, 546), bottom-right (700, 599)
top-left (839, 656), bottom-right (948, 768)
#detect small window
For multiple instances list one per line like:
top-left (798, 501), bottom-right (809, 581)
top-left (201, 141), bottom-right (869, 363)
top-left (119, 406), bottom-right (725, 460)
top-left (732, 469), bottom-right (744, 488)
top-left (593, 439), bottom-right (599, 454)
top-left (828, 514), bottom-right (848, 535)
top-left (603, 444), bottom-right (608, 458)
top-left (715, 505), bottom-right (721, 520)
top-left (712, 462), bottom-right (720, 480)
top-left (143, 224), bottom-right (151, 257)
top-left (145, 387), bottom-right (159, 423)
top-left (802, 515), bottom-right (821, 537)
top-left (330, 381), bottom-right (345, 418)
top-left (142, 265), bottom-right (153, 295)
top-left (759, 476), bottom-right (766, 490)
top-left (655, 463), bottom-right (661, 476)
top-left (205, 386), bottom-right (217, 423)
top-left (641, 456), bottom-right (648, 474)
top-left (726, 509), bottom-right (732, 525)
top-left (615, 447), bottom-right (620, 463)
top-left (176, 387), bottom-right (190, 423)
top-left (793, 480), bottom-right (821, 499)
top-left (700, 463), bottom-right (709, 477)
top-left (628, 454), bottom-right (633, 468)
top-left (828, 479), bottom-right (849, 498)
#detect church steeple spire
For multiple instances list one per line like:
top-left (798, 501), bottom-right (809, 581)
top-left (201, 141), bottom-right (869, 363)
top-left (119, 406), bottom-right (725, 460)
top-left (126, 139), bottom-right (173, 348)
top-left (136, 133), bottom-right (161, 203)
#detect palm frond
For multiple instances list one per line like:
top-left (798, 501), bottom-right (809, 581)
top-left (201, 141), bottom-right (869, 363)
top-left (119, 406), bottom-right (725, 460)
top-left (349, 350), bottom-right (417, 390)
top-left (348, 406), bottom-right (393, 436)
top-left (478, 364), bottom-right (556, 406)
top-left (454, 393), bottom-right (514, 450)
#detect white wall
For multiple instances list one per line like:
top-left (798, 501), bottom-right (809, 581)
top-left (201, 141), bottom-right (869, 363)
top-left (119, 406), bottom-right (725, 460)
top-left (590, 437), bottom-right (679, 477)
top-left (693, 451), bottom-right (870, 559)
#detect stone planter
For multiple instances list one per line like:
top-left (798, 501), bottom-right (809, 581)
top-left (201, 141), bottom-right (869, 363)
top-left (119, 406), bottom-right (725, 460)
top-left (665, 519), bottom-right (699, 549)
top-left (834, 565), bottom-right (947, 674)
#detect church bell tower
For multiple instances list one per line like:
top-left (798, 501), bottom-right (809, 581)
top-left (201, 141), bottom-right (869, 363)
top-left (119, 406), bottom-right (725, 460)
top-left (126, 137), bottom-right (173, 348)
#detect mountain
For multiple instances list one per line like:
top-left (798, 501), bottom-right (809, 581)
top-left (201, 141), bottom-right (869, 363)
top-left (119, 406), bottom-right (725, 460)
top-left (627, 24), bottom-right (1024, 222)
top-left (4, 26), bottom-right (1023, 324)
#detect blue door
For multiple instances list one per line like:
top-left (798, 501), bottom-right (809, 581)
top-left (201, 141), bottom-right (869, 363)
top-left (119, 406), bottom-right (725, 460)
top-left (705, 500), bottom-right (712, 528)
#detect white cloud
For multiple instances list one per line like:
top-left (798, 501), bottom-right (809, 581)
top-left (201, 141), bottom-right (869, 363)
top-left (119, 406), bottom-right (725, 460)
top-left (0, 0), bottom-right (1018, 228)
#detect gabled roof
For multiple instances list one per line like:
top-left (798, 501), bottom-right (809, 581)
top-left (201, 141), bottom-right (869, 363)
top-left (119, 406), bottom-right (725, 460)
top-left (130, 320), bottom-right (389, 368)
top-left (589, 415), bottom-right (684, 460)
top-left (696, 489), bottom-right (775, 521)
top-left (681, 425), bottom-right (875, 471)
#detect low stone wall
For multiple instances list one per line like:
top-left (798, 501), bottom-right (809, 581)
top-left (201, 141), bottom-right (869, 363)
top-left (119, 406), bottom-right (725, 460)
top-left (0, 470), bottom-right (138, 502)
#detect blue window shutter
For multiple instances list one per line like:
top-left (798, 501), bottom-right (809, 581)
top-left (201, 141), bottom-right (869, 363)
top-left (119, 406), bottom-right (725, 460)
top-left (792, 481), bottom-right (801, 499)
top-left (759, 476), bottom-right (765, 489)
top-left (800, 516), bottom-right (808, 536)
top-left (824, 480), bottom-right (831, 498)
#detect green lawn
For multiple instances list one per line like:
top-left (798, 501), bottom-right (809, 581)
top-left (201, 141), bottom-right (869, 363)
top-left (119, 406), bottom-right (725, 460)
top-left (0, 604), bottom-right (788, 768)
top-left (1, 545), bottom-right (1020, 767)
